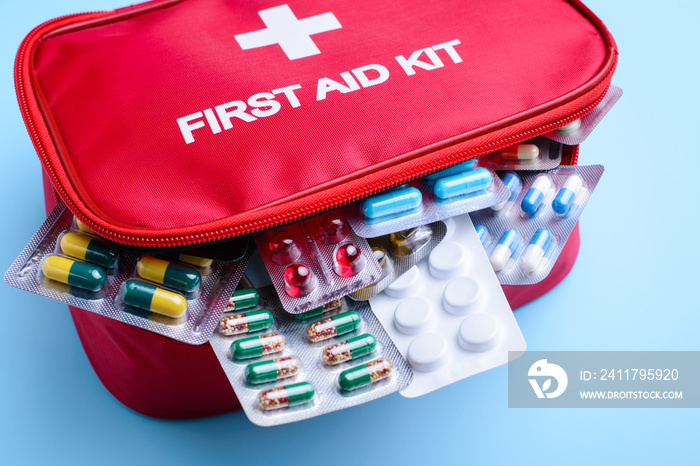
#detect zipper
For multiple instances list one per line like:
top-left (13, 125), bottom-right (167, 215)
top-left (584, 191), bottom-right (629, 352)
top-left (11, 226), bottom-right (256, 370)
top-left (16, 2), bottom-right (615, 248)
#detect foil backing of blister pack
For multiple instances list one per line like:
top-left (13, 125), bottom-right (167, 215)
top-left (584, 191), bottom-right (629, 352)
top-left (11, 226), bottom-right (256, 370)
top-left (348, 221), bottom-right (447, 301)
top-left (255, 210), bottom-right (382, 313)
top-left (4, 202), bottom-right (251, 344)
top-left (344, 167), bottom-right (508, 238)
top-left (470, 165), bottom-right (604, 285)
top-left (544, 85), bottom-right (622, 145)
top-left (209, 286), bottom-right (413, 426)
top-left (480, 137), bottom-right (563, 171)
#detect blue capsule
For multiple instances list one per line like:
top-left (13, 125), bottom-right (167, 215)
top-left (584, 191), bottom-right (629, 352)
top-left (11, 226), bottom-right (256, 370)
top-left (521, 175), bottom-right (553, 215)
top-left (490, 229), bottom-right (520, 271)
top-left (521, 229), bottom-right (553, 273)
top-left (552, 175), bottom-right (584, 215)
top-left (361, 187), bottom-right (422, 219)
top-left (423, 160), bottom-right (478, 181)
top-left (491, 172), bottom-right (523, 212)
top-left (474, 224), bottom-right (489, 247)
top-left (433, 168), bottom-right (492, 200)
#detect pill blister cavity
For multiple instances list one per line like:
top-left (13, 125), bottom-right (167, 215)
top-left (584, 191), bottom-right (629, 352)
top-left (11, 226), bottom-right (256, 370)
top-left (334, 243), bottom-right (366, 277)
top-left (442, 277), bottom-right (482, 315)
top-left (428, 241), bottom-right (467, 280)
top-left (269, 230), bottom-right (301, 265)
top-left (384, 265), bottom-right (422, 299)
top-left (284, 263), bottom-right (317, 297)
top-left (394, 296), bottom-right (433, 335)
top-left (320, 212), bottom-right (350, 244)
top-left (407, 333), bottom-right (448, 372)
top-left (458, 314), bottom-right (501, 352)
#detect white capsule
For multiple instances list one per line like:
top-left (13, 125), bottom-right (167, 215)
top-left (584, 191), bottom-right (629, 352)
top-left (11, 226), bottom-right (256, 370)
top-left (496, 144), bottom-right (540, 161)
top-left (520, 229), bottom-right (552, 273)
top-left (490, 229), bottom-right (520, 272)
top-left (552, 175), bottom-right (584, 215)
top-left (555, 119), bottom-right (582, 134)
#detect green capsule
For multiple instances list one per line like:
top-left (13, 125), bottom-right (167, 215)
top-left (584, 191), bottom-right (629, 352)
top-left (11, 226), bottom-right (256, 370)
top-left (219, 309), bottom-right (273, 336)
top-left (230, 333), bottom-right (285, 360)
top-left (293, 299), bottom-right (344, 321)
top-left (245, 357), bottom-right (299, 384)
top-left (136, 255), bottom-right (201, 293)
top-left (322, 333), bottom-right (377, 365)
top-left (42, 255), bottom-right (107, 292)
top-left (306, 310), bottom-right (361, 342)
top-left (120, 280), bottom-right (187, 318)
top-left (226, 288), bottom-right (260, 312)
top-left (339, 358), bottom-right (394, 391)
top-left (258, 382), bottom-right (315, 410)
top-left (60, 231), bottom-right (119, 269)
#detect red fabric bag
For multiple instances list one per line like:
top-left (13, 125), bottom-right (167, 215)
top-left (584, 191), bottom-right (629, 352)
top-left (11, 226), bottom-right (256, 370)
top-left (22, 0), bottom-right (616, 418)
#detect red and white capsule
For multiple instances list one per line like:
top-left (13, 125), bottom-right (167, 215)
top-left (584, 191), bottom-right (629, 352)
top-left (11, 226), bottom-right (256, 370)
top-left (496, 144), bottom-right (540, 161)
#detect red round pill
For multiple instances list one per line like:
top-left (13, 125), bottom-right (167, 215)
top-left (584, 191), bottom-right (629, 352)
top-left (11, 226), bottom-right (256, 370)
top-left (284, 264), bottom-right (317, 297)
top-left (321, 212), bottom-right (349, 244)
top-left (269, 230), bottom-right (300, 265)
top-left (334, 243), bottom-right (366, 277)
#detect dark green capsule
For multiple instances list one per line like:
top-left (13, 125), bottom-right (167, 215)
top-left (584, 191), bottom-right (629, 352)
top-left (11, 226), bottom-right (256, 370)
top-left (230, 333), bottom-right (285, 360)
top-left (306, 310), bottom-right (361, 342)
top-left (60, 231), bottom-right (119, 269)
top-left (137, 255), bottom-right (201, 293)
top-left (219, 309), bottom-right (273, 336)
top-left (227, 288), bottom-right (260, 312)
top-left (339, 358), bottom-right (394, 391)
top-left (258, 382), bottom-right (315, 410)
top-left (42, 255), bottom-right (107, 292)
top-left (245, 357), bottom-right (299, 384)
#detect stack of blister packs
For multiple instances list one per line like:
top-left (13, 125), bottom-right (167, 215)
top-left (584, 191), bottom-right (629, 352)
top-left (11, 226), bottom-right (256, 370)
top-left (5, 87), bottom-right (620, 426)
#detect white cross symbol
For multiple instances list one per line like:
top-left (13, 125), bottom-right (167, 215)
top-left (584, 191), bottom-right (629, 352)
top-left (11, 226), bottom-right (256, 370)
top-left (234, 5), bottom-right (342, 60)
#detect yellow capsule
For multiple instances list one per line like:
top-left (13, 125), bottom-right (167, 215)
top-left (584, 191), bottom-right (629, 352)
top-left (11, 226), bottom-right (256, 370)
top-left (42, 255), bottom-right (107, 292)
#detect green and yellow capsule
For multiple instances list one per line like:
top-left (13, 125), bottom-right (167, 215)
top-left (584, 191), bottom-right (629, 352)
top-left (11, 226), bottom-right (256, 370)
top-left (322, 333), bottom-right (377, 365)
top-left (74, 218), bottom-right (94, 234)
top-left (230, 333), bottom-right (285, 360)
top-left (60, 231), bottom-right (119, 269)
top-left (258, 382), bottom-right (314, 411)
top-left (174, 253), bottom-right (213, 268)
top-left (293, 299), bottom-right (344, 321)
top-left (136, 255), bottom-right (201, 293)
top-left (120, 279), bottom-right (187, 318)
top-left (306, 310), bottom-right (361, 342)
top-left (339, 358), bottom-right (394, 391)
top-left (225, 288), bottom-right (260, 312)
top-left (219, 309), bottom-right (273, 336)
top-left (245, 356), bottom-right (299, 384)
top-left (42, 255), bottom-right (107, 292)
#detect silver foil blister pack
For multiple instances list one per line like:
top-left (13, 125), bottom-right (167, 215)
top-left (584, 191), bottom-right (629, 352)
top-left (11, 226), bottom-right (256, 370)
top-left (544, 85), bottom-right (623, 145)
top-left (210, 286), bottom-right (413, 426)
top-left (348, 221), bottom-right (447, 301)
top-left (344, 164), bottom-right (508, 238)
top-left (470, 165), bottom-right (604, 285)
top-left (480, 137), bottom-right (563, 171)
top-left (4, 202), bottom-right (251, 344)
top-left (254, 209), bottom-right (382, 313)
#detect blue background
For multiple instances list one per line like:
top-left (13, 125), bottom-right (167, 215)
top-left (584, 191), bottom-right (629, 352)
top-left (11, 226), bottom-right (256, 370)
top-left (2, 1), bottom-right (698, 464)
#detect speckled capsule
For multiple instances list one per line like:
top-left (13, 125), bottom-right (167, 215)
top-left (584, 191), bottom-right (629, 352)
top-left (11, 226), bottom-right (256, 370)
top-left (230, 333), bottom-right (285, 360)
top-left (245, 357), bottom-right (299, 384)
top-left (219, 309), bottom-right (274, 336)
top-left (293, 299), bottom-right (344, 321)
top-left (306, 311), bottom-right (361, 343)
top-left (339, 358), bottom-right (394, 391)
top-left (258, 382), bottom-right (315, 411)
top-left (322, 333), bottom-right (377, 365)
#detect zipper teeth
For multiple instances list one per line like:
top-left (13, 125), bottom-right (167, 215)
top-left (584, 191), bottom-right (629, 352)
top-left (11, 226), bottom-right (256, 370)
top-left (18, 11), bottom-right (610, 248)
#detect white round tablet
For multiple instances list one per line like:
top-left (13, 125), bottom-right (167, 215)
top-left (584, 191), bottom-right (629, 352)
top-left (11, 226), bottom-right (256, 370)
top-left (394, 296), bottom-right (433, 335)
top-left (442, 277), bottom-right (482, 315)
top-left (458, 313), bottom-right (501, 352)
top-left (407, 333), bottom-right (448, 372)
top-left (428, 241), bottom-right (467, 280)
top-left (385, 265), bottom-right (421, 299)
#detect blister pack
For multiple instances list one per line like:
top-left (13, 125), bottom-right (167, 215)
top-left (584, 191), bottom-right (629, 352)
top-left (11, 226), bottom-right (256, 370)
top-left (544, 85), bottom-right (623, 145)
top-left (254, 210), bottom-right (382, 314)
top-left (4, 202), bottom-right (251, 344)
top-left (209, 286), bottom-right (413, 426)
top-left (348, 222), bottom-right (447, 301)
top-left (369, 213), bottom-right (526, 398)
top-left (479, 137), bottom-right (563, 171)
top-left (344, 164), bottom-right (508, 237)
top-left (470, 165), bottom-right (604, 285)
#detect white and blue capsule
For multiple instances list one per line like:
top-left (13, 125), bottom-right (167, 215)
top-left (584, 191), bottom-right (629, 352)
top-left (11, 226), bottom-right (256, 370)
top-left (434, 168), bottom-right (492, 199)
top-left (424, 160), bottom-right (478, 181)
top-left (474, 224), bottom-right (490, 247)
top-left (491, 172), bottom-right (522, 213)
top-left (490, 229), bottom-right (520, 271)
top-left (521, 175), bottom-right (553, 215)
top-left (552, 175), bottom-right (584, 216)
top-left (361, 187), bottom-right (422, 219)
top-left (521, 229), bottom-right (553, 273)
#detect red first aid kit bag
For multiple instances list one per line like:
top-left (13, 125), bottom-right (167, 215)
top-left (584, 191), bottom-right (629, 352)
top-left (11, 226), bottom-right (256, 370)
top-left (17, 0), bottom-right (616, 418)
